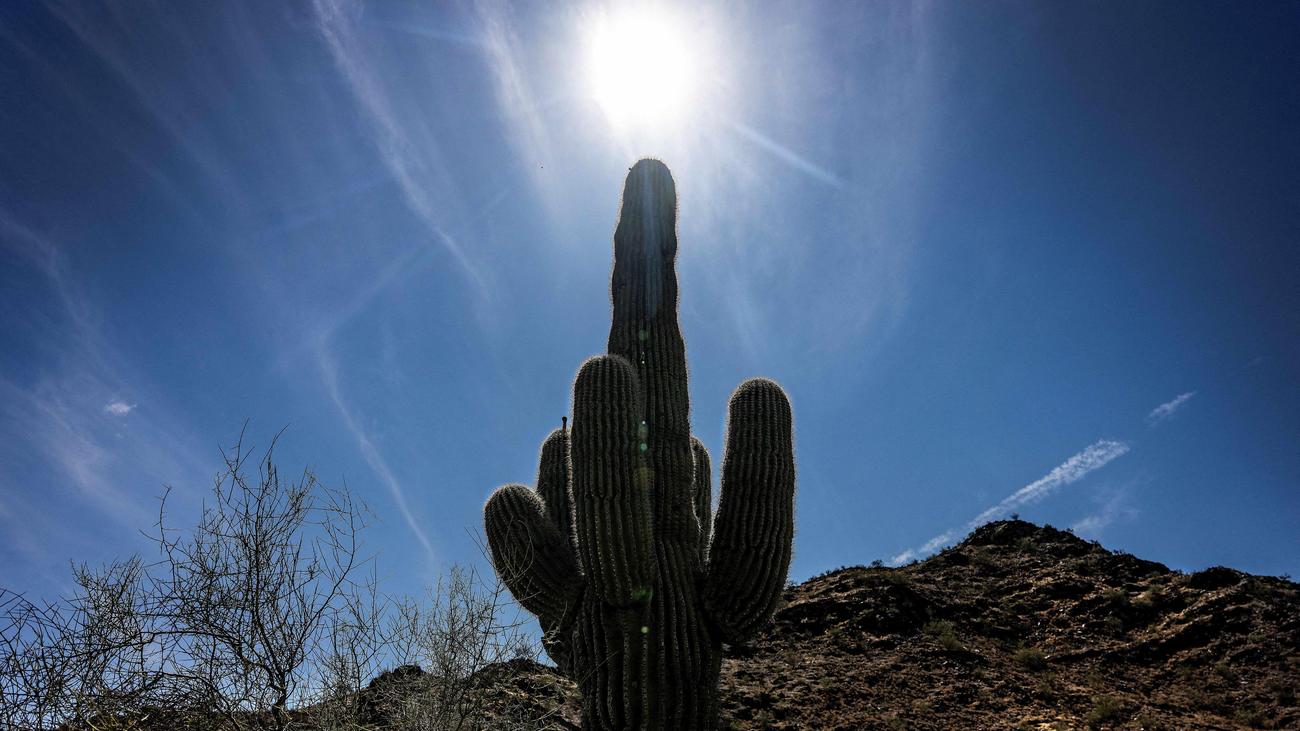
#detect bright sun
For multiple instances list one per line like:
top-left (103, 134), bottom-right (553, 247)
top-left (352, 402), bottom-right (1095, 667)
top-left (587, 7), bottom-right (697, 130)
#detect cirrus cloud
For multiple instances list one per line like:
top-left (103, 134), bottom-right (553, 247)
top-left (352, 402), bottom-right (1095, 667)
top-left (891, 439), bottom-right (1131, 564)
top-left (1147, 391), bottom-right (1196, 425)
top-left (104, 401), bottom-right (136, 416)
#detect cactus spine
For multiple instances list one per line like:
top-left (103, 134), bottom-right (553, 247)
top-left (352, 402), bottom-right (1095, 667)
top-left (485, 159), bottom-right (795, 729)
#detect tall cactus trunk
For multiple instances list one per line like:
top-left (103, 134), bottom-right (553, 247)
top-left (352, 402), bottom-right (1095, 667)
top-left (485, 160), bottom-right (795, 730)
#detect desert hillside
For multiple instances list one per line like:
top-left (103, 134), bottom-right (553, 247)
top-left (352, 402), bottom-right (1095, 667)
top-left (436, 520), bottom-right (1298, 730)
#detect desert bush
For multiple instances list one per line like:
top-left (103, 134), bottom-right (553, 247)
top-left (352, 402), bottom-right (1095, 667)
top-left (151, 431), bottom-right (372, 729)
top-left (300, 564), bottom-right (543, 731)
top-left (1013, 646), bottom-right (1048, 672)
top-left (3, 431), bottom-right (370, 730)
top-left (1212, 659), bottom-right (1236, 682)
top-left (1, 589), bottom-right (74, 730)
top-left (1232, 705), bottom-right (1268, 728)
top-left (1033, 671), bottom-right (1059, 701)
top-left (2, 430), bottom-right (548, 731)
top-left (922, 620), bottom-right (961, 651)
top-left (886, 570), bottom-right (913, 587)
top-left (1134, 711), bottom-right (1166, 730)
top-left (1085, 694), bottom-right (1123, 727)
top-left (379, 565), bottom-right (537, 730)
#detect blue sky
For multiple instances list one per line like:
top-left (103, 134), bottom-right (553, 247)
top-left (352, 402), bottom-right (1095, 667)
top-left (1, 1), bottom-right (1297, 606)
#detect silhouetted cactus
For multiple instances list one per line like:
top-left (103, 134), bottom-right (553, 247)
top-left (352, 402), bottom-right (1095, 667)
top-left (484, 159), bottom-right (795, 730)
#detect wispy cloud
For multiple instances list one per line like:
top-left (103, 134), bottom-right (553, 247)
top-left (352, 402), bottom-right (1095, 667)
top-left (1147, 391), bottom-right (1196, 425)
top-left (317, 348), bottom-right (435, 564)
top-left (475, 0), bottom-right (553, 177)
top-left (725, 119), bottom-right (844, 188)
top-left (0, 212), bottom-right (211, 572)
top-left (711, 1), bottom-right (934, 367)
top-left (1072, 485), bottom-right (1139, 538)
top-left (891, 439), bottom-right (1131, 564)
top-left (104, 401), bottom-right (136, 416)
top-left (311, 0), bottom-right (485, 292)
top-left (0, 376), bottom-right (151, 532)
top-left (47, 4), bottom-right (241, 208)
top-left (1, 213), bottom-right (100, 347)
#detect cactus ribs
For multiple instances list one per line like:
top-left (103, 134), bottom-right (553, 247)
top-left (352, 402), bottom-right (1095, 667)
top-left (485, 160), bottom-right (795, 730)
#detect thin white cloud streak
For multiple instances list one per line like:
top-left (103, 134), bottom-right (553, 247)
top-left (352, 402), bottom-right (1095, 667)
top-left (476, 0), bottom-right (552, 175)
top-left (0, 486), bottom-right (54, 576)
top-left (273, 179), bottom-right (516, 374)
top-left (725, 119), bottom-right (844, 188)
top-left (0, 213), bottom-right (211, 564)
top-left (471, 0), bottom-right (584, 239)
top-left (1072, 487), bottom-right (1139, 538)
top-left (891, 439), bottom-right (1131, 564)
top-left (1, 214), bottom-right (101, 349)
top-left (1147, 391), bottom-right (1196, 424)
top-left (1, 218), bottom-right (140, 528)
top-left (274, 243), bottom-right (432, 374)
top-left (47, 4), bottom-right (242, 206)
top-left (363, 19), bottom-right (488, 50)
top-left (311, 0), bottom-right (486, 293)
top-left (317, 349), bottom-right (435, 564)
top-left (0, 377), bottom-right (153, 532)
top-left (700, 1), bottom-right (934, 368)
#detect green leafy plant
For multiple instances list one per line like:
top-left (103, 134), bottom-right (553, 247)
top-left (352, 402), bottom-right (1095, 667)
top-left (484, 160), bottom-right (795, 729)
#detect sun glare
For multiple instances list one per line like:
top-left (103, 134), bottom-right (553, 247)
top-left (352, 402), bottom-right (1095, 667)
top-left (587, 8), bottom-right (697, 130)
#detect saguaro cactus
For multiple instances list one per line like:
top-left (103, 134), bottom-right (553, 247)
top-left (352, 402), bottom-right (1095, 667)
top-left (484, 159), bottom-right (795, 730)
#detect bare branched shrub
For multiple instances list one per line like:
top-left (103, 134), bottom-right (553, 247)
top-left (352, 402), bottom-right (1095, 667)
top-left (2, 556), bottom-right (203, 729)
top-left (302, 570), bottom-right (393, 729)
top-left (1, 430), bottom-right (374, 731)
top-left (2, 431), bottom-right (557, 731)
top-left (63, 557), bottom-right (169, 724)
top-left (382, 565), bottom-right (536, 730)
top-left (297, 561), bottom-right (558, 731)
top-left (150, 431), bottom-right (370, 730)
top-left (1, 589), bottom-right (69, 730)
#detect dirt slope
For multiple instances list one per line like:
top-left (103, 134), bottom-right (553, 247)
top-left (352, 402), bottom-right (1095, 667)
top-left (466, 520), bottom-right (1298, 730)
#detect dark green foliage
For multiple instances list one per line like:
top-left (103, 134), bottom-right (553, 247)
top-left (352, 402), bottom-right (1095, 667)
top-left (484, 160), bottom-right (795, 729)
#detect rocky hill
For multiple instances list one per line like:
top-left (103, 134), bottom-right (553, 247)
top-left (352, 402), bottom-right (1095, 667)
top-left (450, 520), bottom-right (1297, 730)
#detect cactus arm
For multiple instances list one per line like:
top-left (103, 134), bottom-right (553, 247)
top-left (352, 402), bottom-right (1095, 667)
top-left (691, 437), bottom-right (713, 564)
top-left (606, 159), bottom-right (698, 550)
top-left (703, 378), bottom-right (796, 643)
top-left (485, 159), bottom-right (795, 728)
top-left (535, 426), bottom-right (576, 553)
top-left (570, 354), bottom-right (657, 605)
top-left (483, 484), bottom-right (582, 622)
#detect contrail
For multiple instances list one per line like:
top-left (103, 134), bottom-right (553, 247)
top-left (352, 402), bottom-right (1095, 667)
top-left (318, 349), bottom-right (436, 563)
top-left (726, 119), bottom-right (844, 188)
top-left (891, 439), bottom-right (1130, 564)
